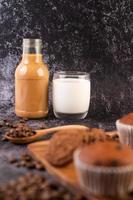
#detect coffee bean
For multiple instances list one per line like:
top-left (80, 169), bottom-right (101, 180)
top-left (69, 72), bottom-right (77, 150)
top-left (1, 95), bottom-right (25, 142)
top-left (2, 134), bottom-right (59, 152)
top-left (9, 153), bottom-right (44, 171)
top-left (26, 162), bottom-right (35, 169)
top-left (35, 162), bottom-right (44, 170)
top-left (0, 173), bottom-right (86, 200)
top-left (5, 123), bottom-right (36, 139)
top-left (5, 122), bottom-right (10, 126)
top-left (21, 154), bottom-right (31, 161)
top-left (0, 119), bottom-right (13, 128)
top-left (3, 119), bottom-right (8, 123)
top-left (15, 162), bottom-right (21, 167)
top-left (32, 130), bottom-right (36, 134)
top-left (20, 160), bottom-right (27, 167)
top-left (8, 180), bottom-right (16, 188)
top-left (9, 157), bottom-right (18, 164)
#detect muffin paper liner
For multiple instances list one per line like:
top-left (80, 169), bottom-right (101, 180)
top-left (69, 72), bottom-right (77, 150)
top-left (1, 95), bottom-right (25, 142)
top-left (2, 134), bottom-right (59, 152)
top-left (116, 120), bottom-right (133, 148)
top-left (74, 149), bottom-right (133, 197)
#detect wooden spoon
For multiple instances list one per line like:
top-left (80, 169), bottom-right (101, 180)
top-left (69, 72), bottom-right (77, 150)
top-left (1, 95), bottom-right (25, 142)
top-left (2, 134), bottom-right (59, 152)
top-left (5, 125), bottom-right (88, 144)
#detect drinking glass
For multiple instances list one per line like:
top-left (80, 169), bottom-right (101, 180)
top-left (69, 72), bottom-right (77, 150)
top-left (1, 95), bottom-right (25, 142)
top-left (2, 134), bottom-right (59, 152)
top-left (52, 71), bottom-right (90, 119)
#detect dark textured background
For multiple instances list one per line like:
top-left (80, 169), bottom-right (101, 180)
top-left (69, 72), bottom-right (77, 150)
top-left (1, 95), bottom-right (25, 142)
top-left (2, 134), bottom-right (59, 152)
top-left (0, 0), bottom-right (133, 185)
top-left (0, 0), bottom-right (133, 119)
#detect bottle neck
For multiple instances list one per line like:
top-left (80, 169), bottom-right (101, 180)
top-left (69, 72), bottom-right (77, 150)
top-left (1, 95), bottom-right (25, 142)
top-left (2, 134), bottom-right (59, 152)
top-left (22, 39), bottom-right (43, 63)
top-left (22, 54), bottom-right (43, 63)
top-left (23, 45), bottom-right (42, 54)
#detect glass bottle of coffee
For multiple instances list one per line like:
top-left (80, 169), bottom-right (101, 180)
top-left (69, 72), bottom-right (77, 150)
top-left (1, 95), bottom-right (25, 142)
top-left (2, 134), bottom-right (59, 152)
top-left (15, 39), bottom-right (49, 118)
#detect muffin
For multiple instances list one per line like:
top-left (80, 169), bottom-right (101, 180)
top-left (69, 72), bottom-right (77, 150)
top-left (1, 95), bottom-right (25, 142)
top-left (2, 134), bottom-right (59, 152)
top-left (46, 128), bottom-right (111, 166)
top-left (116, 113), bottom-right (133, 147)
top-left (74, 141), bottom-right (133, 197)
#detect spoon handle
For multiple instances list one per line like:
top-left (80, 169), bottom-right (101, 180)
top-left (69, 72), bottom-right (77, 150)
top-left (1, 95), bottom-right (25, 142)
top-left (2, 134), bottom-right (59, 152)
top-left (35, 125), bottom-right (88, 139)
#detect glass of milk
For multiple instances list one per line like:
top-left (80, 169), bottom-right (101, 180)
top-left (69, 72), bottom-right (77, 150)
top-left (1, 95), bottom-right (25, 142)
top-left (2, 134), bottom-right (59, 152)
top-left (52, 71), bottom-right (90, 119)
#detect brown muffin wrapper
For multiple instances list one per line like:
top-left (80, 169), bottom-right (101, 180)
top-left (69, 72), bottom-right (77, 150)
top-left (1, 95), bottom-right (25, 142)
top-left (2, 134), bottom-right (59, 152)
top-left (116, 120), bottom-right (133, 148)
top-left (74, 150), bottom-right (133, 197)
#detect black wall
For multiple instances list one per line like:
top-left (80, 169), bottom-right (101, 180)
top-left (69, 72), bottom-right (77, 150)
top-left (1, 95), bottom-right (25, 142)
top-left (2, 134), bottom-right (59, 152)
top-left (0, 0), bottom-right (133, 120)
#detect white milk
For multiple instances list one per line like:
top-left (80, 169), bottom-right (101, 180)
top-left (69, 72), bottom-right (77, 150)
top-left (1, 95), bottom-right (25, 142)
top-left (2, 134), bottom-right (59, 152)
top-left (53, 78), bottom-right (90, 114)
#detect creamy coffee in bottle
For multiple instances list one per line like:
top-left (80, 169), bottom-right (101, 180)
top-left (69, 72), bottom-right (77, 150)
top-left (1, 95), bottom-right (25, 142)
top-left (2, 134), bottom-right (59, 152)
top-left (15, 39), bottom-right (49, 118)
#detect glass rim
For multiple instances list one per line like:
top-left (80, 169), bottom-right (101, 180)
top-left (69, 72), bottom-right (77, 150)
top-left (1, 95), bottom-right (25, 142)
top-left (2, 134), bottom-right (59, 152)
top-left (53, 71), bottom-right (90, 78)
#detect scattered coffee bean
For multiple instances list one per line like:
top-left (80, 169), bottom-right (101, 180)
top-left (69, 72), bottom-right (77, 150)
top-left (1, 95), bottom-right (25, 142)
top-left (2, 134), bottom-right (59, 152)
top-left (9, 157), bottom-right (18, 164)
top-left (9, 153), bottom-right (44, 171)
top-left (0, 173), bottom-right (86, 200)
top-left (4, 120), bottom-right (14, 128)
top-left (35, 162), bottom-right (44, 170)
top-left (19, 160), bottom-right (27, 167)
top-left (15, 162), bottom-right (21, 168)
top-left (26, 162), bottom-right (35, 169)
top-left (0, 119), bottom-right (12, 128)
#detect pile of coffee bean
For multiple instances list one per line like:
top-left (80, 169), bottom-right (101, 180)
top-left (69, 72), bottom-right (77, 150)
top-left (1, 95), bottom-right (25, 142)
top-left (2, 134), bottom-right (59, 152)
top-left (0, 173), bottom-right (86, 200)
top-left (5, 123), bottom-right (36, 138)
top-left (9, 153), bottom-right (44, 170)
